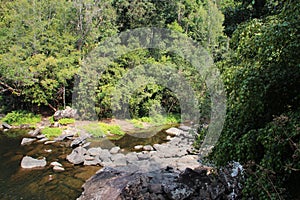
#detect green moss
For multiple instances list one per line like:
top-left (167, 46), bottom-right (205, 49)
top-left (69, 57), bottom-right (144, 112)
top-left (41, 127), bottom-right (62, 138)
top-left (135, 114), bottom-right (180, 126)
top-left (78, 123), bottom-right (105, 138)
top-left (58, 118), bottom-right (75, 125)
top-left (2, 110), bottom-right (41, 126)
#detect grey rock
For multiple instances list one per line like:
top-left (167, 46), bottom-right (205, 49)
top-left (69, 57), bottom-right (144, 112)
top-left (2, 122), bottom-right (11, 129)
top-left (36, 134), bottom-right (46, 139)
top-left (28, 128), bottom-right (41, 136)
top-left (37, 138), bottom-right (49, 143)
top-left (163, 183), bottom-right (194, 200)
top-left (70, 134), bottom-right (89, 148)
top-left (66, 146), bottom-right (87, 165)
top-left (134, 145), bottom-right (143, 150)
top-left (54, 132), bottom-right (74, 141)
top-left (143, 145), bottom-right (154, 151)
top-left (165, 127), bottom-right (182, 136)
top-left (50, 161), bottom-right (62, 167)
top-left (98, 149), bottom-right (112, 162)
top-left (21, 156), bottom-right (47, 169)
top-left (109, 146), bottom-right (120, 154)
top-left (125, 152), bottom-right (139, 163)
top-left (84, 156), bottom-right (101, 166)
top-left (53, 106), bottom-right (77, 121)
top-left (44, 141), bottom-right (55, 145)
top-left (21, 138), bottom-right (36, 145)
top-left (53, 166), bottom-right (65, 171)
top-left (111, 153), bottom-right (127, 166)
top-left (87, 147), bottom-right (102, 156)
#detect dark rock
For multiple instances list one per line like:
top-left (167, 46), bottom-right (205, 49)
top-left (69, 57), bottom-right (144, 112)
top-left (21, 138), bottom-right (36, 145)
top-left (2, 122), bottom-right (11, 129)
top-left (70, 134), bottom-right (89, 148)
top-left (21, 156), bottom-right (47, 169)
top-left (53, 106), bottom-right (77, 121)
top-left (66, 146), bottom-right (87, 165)
top-left (163, 182), bottom-right (194, 200)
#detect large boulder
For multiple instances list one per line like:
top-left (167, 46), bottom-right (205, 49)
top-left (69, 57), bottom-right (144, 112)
top-left (53, 106), bottom-right (77, 121)
top-left (21, 156), bottom-right (47, 169)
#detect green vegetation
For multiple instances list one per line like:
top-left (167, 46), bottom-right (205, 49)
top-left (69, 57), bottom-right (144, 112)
top-left (41, 127), bottom-right (62, 139)
top-left (58, 118), bottom-right (75, 125)
top-left (78, 122), bottom-right (124, 137)
top-left (2, 111), bottom-right (41, 126)
top-left (98, 123), bottom-right (125, 136)
top-left (129, 114), bottom-right (180, 128)
top-left (78, 123), bottom-right (105, 138)
top-left (0, 0), bottom-right (299, 198)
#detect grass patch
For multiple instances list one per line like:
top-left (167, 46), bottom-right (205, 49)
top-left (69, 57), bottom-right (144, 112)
top-left (78, 123), bottom-right (105, 137)
top-left (2, 110), bottom-right (41, 126)
top-left (133, 114), bottom-right (180, 126)
top-left (128, 119), bottom-right (144, 128)
top-left (99, 122), bottom-right (125, 136)
top-left (58, 118), bottom-right (75, 125)
top-left (41, 127), bottom-right (62, 138)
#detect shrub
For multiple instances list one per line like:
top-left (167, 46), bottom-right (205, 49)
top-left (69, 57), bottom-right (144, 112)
top-left (2, 110), bottom-right (41, 126)
top-left (41, 127), bottom-right (62, 138)
top-left (58, 118), bottom-right (75, 125)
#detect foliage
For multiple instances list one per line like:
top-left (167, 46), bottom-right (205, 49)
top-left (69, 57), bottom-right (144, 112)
top-left (2, 110), bottom-right (41, 126)
top-left (211, 1), bottom-right (300, 198)
top-left (99, 122), bottom-right (125, 136)
top-left (58, 118), bottom-right (75, 125)
top-left (41, 127), bottom-right (62, 138)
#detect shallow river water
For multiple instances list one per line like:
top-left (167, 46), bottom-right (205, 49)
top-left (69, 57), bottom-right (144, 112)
top-left (0, 126), bottom-right (171, 200)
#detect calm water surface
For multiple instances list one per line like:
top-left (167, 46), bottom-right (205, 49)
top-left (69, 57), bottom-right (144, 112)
top-left (0, 125), bottom-right (171, 199)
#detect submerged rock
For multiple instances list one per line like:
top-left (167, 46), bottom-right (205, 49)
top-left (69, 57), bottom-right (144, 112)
top-left (21, 156), bottom-right (47, 169)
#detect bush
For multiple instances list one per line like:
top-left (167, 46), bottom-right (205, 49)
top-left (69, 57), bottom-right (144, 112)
top-left (41, 127), bottom-right (62, 138)
top-left (58, 118), bottom-right (75, 125)
top-left (2, 110), bottom-right (41, 126)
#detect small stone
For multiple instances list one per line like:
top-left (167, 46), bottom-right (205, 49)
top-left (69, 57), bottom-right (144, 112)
top-left (53, 166), bottom-right (65, 171)
top-left (21, 138), bottom-right (36, 145)
top-left (50, 161), bottom-right (62, 167)
top-left (134, 145), bottom-right (144, 150)
top-left (44, 149), bottom-right (52, 153)
top-left (38, 138), bottom-right (49, 143)
top-left (88, 147), bottom-right (102, 156)
top-left (36, 134), bottom-right (46, 139)
top-left (143, 145), bottom-right (154, 151)
top-left (44, 141), bottom-right (55, 145)
top-left (110, 146), bottom-right (121, 154)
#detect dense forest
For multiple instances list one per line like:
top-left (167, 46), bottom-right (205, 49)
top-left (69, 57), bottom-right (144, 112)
top-left (0, 0), bottom-right (299, 199)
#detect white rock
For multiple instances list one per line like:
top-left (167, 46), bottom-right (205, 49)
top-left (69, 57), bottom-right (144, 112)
top-left (21, 156), bottom-right (47, 169)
